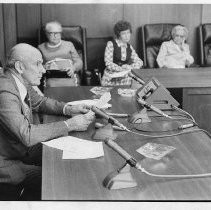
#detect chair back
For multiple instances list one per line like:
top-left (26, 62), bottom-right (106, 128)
top-left (82, 37), bottom-right (113, 86)
top-left (138, 23), bottom-right (178, 68)
top-left (87, 37), bottom-right (113, 75)
top-left (199, 24), bottom-right (211, 66)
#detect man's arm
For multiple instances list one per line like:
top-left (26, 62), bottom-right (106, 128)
top-left (29, 85), bottom-right (66, 115)
top-left (0, 90), bottom-right (69, 147)
top-left (69, 42), bottom-right (83, 73)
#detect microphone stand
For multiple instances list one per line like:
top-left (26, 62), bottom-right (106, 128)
top-left (103, 138), bottom-right (138, 190)
top-left (103, 161), bottom-right (138, 190)
top-left (92, 123), bottom-right (118, 141)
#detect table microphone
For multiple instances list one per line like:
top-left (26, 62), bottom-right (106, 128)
top-left (104, 138), bottom-right (137, 168)
top-left (91, 106), bottom-right (128, 131)
top-left (137, 98), bottom-right (172, 119)
top-left (128, 72), bottom-right (145, 85)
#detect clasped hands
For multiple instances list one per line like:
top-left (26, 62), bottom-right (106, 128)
top-left (62, 64), bottom-right (76, 78)
top-left (64, 104), bottom-right (95, 132)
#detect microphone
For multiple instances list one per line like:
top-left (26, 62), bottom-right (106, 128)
top-left (91, 106), bottom-right (129, 131)
top-left (128, 72), bottom-right (145, 85)
top-left (137, 98), bottom-right (172, 119)
top-left (104, 138), bottom-right (137, 168)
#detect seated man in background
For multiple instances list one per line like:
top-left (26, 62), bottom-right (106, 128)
top-left (101, 20), bottom-right (143, 86)
top-left (0, 43), bottom-right (94, 200)
top-left (156, 25), bottom-right (194, 68)
top-left (38, 21), bottom-right (83, 86)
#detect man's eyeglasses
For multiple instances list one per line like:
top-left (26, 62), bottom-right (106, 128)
top-left (47, 32), bottom-right (62, 36)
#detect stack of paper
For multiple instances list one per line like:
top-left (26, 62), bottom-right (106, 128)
top-left (42, 136), bottom-right (104, 160)
top-left (90, 87), bottom-right (113, 96)
top-left (67, 92), bottom-right (112, 109)
top-left (45, 58), bottom-right (73, 71)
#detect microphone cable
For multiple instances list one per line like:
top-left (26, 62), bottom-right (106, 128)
top-left (127, 126), bottom-right (200, 139)
top-left (171, 104), bottom-right (196, 123)
top-left (125, 104), bottom-right (198, 137)
top-left (136, 162), bottom-right (211, 179)
top-left (134, 127), bottom-right (211, 179)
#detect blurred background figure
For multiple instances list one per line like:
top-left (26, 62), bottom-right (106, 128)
top-left (38, 21), bottom-right (83, 86)
top-left (156, 25), bottom-right (194, 69)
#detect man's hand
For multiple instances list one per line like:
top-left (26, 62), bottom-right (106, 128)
top-left (65, 112), bottom-right (95, 132)
top-left (65, 104), bottom-right (91, 115)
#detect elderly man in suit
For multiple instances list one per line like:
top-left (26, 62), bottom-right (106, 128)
top-left (0, 43), bottom-right (94, 200)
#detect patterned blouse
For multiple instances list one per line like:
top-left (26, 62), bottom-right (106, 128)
top-left (101, 39), bottom-right (143, 86)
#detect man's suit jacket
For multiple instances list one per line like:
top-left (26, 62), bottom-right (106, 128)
top-left (0, 69), bottom-right (69, 184)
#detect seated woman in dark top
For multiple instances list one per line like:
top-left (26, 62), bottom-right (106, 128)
top-left (101, 20), bottom-right (143, 86)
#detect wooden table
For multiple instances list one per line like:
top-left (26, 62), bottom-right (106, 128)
top-left (42, 86), bottom-right (211, 200)
top-left (132, 67), bottom-right (211, 88)
top-left (132, 67), bottom-right (211, 133)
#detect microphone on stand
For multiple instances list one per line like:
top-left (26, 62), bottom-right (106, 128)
top-left (137, 98), bottom-right (172, 119)
top-left (104, 138), bottom-right (138, 168)
top-left (128, 72), bottom-right (145, 85)
top-left (91, 106), bottom-right (129, 131)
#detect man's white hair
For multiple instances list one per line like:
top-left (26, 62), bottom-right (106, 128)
top-left (171, 25), bottom-right (189, 40)
top-left (45, 21), bottom-right (62, 32)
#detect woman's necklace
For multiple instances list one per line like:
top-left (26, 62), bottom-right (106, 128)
top-left (47, 40), bottom-right (62, 48)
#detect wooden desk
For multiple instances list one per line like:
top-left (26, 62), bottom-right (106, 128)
top-left (42, 86), bottom-right (211, 200)
top-left (132, 67), bottom-right (211, 133)
top-left (132, 67), bottom-right (211, 88)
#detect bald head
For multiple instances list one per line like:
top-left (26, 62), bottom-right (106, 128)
top-left (6, 43), bottom-right (45, 86)
top-left (8, 43), bottom-right (41, 64)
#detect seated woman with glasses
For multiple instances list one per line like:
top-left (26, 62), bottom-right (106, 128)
top-left (101, 20), bottom-right (143, 86)
top-left (38, 21), bottom-right (83, 86)
top-left (156, 25), bottom-right (194, 68)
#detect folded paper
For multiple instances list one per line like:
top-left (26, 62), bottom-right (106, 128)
top-left (42, 136), bottom-right (104, 160)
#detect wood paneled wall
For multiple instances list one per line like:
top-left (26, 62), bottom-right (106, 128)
top-left (0, 4), bottom-right (211, 65)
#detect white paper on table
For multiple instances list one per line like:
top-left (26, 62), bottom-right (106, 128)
top-left (42, 136), bottom-right (104, 159)
top-left (62, 143), bottom-right (104, 159)
top-left (66, 92), bottom-right (111, 109)
top-left (90, 87), bottom-right (112, 96)
top-left (95, 92), bottom-right (111, 108)
top-left (110, 70), bottom-right (131, 78)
